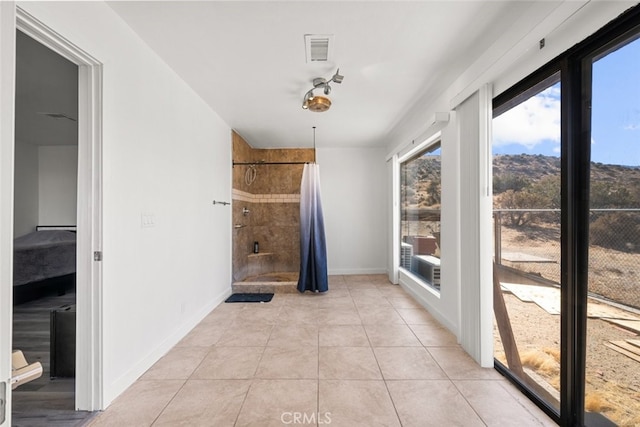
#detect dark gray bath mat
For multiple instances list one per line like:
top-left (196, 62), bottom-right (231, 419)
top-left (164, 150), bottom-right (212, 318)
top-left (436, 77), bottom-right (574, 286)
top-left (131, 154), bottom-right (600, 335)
top-left (225, 293), bottom-right (274, 303)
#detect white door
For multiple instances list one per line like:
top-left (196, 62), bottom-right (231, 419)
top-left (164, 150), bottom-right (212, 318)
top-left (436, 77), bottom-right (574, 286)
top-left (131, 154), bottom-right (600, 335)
top-left (0, 2), bottom-right (16, 425)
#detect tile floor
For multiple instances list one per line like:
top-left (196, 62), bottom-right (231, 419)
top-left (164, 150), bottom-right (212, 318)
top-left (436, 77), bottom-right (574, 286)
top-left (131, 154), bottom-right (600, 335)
top-left (87, 275), bottom-right (556, 426)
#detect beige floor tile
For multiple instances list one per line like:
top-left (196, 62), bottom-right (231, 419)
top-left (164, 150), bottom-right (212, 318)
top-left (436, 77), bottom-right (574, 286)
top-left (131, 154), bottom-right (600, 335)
top-left (408, 323), bottom-right (458, 347)
top-left (319, 380), bottom-right (400, 427)
top-left (200, 305), bottom-right (240, 324)
top-left (268, 324), bottom-right (319, 347)
top-left (175, 322), bottom-right (228, 347)
top-left (233, 305), bottom-right (282, 325)
top-left (344, 274), bottom-right (386, 284)
top-left (216, 323), bottom-right (273, 346)
top-left (351, 288), bottom-right (384, 298)
top-left (376, 284), bottom-right (409, 296)
top-left (319, 325), bottom-right (370, 347)
top-left (255, 346), bottom-right (318, 379)
top-left (235, 379), bottom-right (318, 427)
top-left (387, 295), bottom-right (423, 309)
top-left (154, 379), bottom-right (251, 426)
top-left (141, 347), bottom-right (209, 380)
top-left (454, 380), bottom-right (556, 426)
top-left (91, 275), bottom-right (555, 427)
top-left (500, 380), bottom-right (558, 425)
top-left (345, 274), bottom-right (391, 285)
top-left (351, 290), bottom-right (391, 307)
top-left (316, 307), bottom-right (362, 325)
top-left (278, 294), bottom-right (319, 307)
top-left (373, 347), bottom-right (447, 380)
top-left (364, 324), bottom-right (422, 346)
top-left (327, 286), bottom-right (349, 294)
top-left (386, 380), bottom-right (484, 427)
top-left (328, 275), bottom-right (346, 285)
top-left (191, 346), bottom-right (264, 379)
top-left (319, 347), bottom-right (382, 379)
top-left (357, 305), bottom-right (406, 324)
top-left (428, 347), bottom-right (503, 380)
top-left (88, 380), bottom-right (184, 426)
top-left (395, 307), bottom-right (438, 324)
top-left (277, 306), bottom-right (319, 325)
top-left (316, 293), bottom-right (354, 307)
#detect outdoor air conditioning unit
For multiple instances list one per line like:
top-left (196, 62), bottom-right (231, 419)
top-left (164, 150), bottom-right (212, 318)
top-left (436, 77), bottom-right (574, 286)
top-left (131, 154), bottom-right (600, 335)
top-left (411, 255), bottom-right (441, 289)
top-left (400, 242), bottom-right (413, 270)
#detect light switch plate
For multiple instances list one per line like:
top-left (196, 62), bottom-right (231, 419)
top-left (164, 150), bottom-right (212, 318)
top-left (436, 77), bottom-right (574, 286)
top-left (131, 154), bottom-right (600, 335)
top-left (141, 213), bottom-right (156, 228)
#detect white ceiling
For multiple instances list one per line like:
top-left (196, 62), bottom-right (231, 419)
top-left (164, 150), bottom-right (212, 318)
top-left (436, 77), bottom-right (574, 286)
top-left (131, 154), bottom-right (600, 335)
top-left (107, 1), bottom-right (535, 149)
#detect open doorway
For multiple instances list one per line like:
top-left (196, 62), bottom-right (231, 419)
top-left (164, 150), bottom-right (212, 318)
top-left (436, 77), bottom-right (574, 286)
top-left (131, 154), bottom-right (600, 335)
top-left (0, 6), bottom-right (103, 425)
top-left (11, 29), bottom-right (85, 424)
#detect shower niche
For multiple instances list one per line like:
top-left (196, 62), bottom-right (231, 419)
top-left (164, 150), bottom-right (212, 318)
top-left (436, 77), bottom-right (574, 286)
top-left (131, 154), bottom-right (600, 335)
top-left (231, 131), bottom-right (314, 287)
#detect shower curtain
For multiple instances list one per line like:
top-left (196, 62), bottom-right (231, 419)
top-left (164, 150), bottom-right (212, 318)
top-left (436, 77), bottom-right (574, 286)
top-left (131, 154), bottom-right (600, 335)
top-left (297, 163), bottom-right (328, 293)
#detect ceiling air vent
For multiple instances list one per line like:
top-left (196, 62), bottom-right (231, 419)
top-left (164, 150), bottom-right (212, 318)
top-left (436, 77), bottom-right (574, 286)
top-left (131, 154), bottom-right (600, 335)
top-left (305, 34), bottom-right (334, 63)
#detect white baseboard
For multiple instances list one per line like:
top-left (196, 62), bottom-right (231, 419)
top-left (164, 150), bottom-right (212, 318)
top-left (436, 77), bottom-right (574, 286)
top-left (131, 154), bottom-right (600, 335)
top-left (328, 268), bottom-right (387, 275)
top-left (103, 286), bottom-right (232, 407)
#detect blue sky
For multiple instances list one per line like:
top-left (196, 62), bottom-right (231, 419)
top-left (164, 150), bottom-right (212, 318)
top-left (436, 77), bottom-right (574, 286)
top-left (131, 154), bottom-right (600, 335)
top-left (493, 36), bottom-right (640, 167)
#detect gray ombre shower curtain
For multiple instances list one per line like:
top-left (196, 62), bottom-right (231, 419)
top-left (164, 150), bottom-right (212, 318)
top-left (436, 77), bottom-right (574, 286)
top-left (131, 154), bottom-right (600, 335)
top-left (297, 163), bottom-right (328, 293)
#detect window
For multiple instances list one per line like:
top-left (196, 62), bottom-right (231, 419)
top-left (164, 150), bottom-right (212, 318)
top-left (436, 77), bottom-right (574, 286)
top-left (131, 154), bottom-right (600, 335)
top-left (399, 140), bottom-right (441, 291)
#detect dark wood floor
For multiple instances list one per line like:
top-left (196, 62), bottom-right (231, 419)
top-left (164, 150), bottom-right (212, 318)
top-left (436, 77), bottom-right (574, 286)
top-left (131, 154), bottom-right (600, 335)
top-left (12, 290), bottom-right (96, 426)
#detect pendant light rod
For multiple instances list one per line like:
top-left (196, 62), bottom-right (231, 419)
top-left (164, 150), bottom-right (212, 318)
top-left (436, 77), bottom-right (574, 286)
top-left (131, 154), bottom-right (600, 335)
top-left (313, 126), bottom-right (317, 163)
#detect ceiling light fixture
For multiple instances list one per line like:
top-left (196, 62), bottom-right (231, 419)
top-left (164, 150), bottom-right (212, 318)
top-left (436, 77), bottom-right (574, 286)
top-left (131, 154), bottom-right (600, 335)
top-left (301, 69), bottom-right (344, 112)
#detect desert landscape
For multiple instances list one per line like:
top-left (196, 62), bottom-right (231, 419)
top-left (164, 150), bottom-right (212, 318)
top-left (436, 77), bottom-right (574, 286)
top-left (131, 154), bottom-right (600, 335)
top-left (498, 224), bottom-right (640, 426)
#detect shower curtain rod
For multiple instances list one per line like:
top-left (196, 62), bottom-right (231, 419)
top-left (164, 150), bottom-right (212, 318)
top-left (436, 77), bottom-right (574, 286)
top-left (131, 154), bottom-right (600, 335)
top-left (232, 161), bottom-right (312, 166)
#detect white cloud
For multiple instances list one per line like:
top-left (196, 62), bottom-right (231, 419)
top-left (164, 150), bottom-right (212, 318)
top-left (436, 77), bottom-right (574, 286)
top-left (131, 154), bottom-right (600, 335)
top-left (493, 86), bottom-right (561, 149)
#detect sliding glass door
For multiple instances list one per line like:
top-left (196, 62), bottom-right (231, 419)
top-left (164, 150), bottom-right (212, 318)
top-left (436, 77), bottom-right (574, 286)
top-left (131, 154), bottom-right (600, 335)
top-left (492, 6), bottom-right (640, 425)
top-left (493, 75), bottom-right (562, 414)
top-left (585, 34), bottom-right (640, 426)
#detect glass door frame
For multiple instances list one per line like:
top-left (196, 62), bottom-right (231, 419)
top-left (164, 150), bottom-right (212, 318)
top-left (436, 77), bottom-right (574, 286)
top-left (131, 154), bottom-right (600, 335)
top-left (492, 6), bottom-right (640, 426)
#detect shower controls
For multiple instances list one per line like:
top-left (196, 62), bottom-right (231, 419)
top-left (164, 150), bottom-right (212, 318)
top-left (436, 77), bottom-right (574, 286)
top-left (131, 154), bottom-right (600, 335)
top-left (243, 207), bottom-right (250, 216)
top-left (254, 241), bottom-right (259, 253)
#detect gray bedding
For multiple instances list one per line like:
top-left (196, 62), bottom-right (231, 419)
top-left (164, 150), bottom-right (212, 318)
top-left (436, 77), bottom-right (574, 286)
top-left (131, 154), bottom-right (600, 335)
top-left (13, 230), bottom-right (76, 286)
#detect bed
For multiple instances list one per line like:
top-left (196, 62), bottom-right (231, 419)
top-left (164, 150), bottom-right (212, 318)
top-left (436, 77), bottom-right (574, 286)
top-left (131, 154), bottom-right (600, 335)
top-left (13, 226), bottom-right (76, 303)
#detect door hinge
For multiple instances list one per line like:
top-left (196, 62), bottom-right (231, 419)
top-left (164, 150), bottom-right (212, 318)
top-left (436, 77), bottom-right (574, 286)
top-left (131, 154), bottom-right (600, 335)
top-left (93, 251), bottom-right (103, 262)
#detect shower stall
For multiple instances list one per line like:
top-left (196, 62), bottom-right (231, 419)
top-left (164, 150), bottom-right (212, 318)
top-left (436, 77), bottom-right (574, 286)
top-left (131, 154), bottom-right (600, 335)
top-left (231, 131), bottom-right (315, 291)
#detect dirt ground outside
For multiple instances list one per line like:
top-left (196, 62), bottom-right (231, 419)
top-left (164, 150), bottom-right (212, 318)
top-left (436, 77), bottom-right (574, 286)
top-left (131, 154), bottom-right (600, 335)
top-left (497, 224), bottom-right (640, 426)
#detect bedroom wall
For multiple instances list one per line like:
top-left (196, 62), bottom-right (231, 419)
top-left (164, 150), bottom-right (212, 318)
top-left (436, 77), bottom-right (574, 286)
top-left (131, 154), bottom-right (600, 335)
top-left (317, 147), bottom-right (387, 275)
top-left (13, 140), bottom-right (38, 237)
top-left (20, 1), bottom-right (233, 408)
top-left (38, 145), bottom-right (77, 227)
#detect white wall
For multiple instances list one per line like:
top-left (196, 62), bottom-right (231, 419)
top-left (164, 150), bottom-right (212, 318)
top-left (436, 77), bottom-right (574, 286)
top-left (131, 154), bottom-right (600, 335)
top-left (20, 1), bottom-right (233, 407)
top-left (317, 147), bottom-right (387, 275)
top-left (13, 140), bottom-right (38, 237)
top-left (38, 144), bottom-right (77, 226)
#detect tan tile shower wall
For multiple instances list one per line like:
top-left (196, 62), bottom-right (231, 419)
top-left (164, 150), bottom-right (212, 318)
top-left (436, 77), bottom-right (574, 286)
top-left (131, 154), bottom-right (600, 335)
top-left (232, 131), bottom-right (314, 281)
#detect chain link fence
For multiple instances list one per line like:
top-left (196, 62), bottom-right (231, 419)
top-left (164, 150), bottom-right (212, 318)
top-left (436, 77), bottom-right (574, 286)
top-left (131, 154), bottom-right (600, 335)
top-left (494, 209), bottom-right (640, 310)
